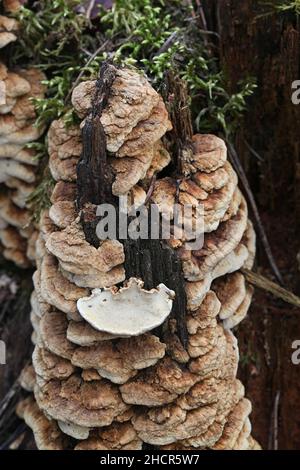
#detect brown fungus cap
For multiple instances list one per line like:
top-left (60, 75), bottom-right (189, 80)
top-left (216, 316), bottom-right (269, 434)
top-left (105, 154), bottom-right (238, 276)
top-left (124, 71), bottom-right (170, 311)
top-left (222, 286), bottom-right (253, 330)
top-left (212, 398), bottom-right (252, 450)
top-left (116, 97), bottom-right (172, 157)
top-left (212, 272), bottom-right (247, 320)
top-left (0, 121), bottom-right (43, 145)
top-left (50, 181), bottom-right (76, 204)
top-left (189, 134), bottom-right (227, 173)
top-left (57, 421), bottom-right (90, 441)
top-left (182, 196), bottom-right (248, 281)
top-left (73, 68), bottom-right (161, 153)
top-left (71, 334), bottom-right (166, 384)
top-left (111, 151), bottom-right (154, 195)
top-left (39, 253), bottom-right (88, 319)
top-left (0, 158), bottom-right (36, 183)
top-left (0, 16), bottom-right (18, 48)
top-left (132, 402), bottom-right (217, 446)
top-left (0, 194), bottom-right (30, 228)
top-left (33, 344), bottom-right (75, 381)
top-left (17, 397), bottom-right (70, 450)
top-left (120, 357), bottom-right (199, 407)
top-left (49, 201), bottom-right (77, 229)
top-left (46, 221), bottom-right (125, 277)
top-left (19, 364), bottom-right (36, 392)
top-left (67, 320), bottom-right (119, 347)
top-left (48, 119), bottom-right (81, 182)
top-left (39, 310), bottom-right (77, 360)
top-left (11, 68), bottom-right (46, 121)
top-left (34, 373), bottom-right (130, 428)
top-left (75, 422), bottom-right (142, 450)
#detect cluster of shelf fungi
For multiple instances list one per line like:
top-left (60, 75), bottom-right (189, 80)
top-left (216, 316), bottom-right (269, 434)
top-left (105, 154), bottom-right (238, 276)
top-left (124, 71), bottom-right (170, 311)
top-left (0, 2), bottom-right (260, 451)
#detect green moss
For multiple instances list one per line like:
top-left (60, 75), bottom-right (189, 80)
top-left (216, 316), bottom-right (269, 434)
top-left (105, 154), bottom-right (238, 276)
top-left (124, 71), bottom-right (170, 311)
top-left (9, 0), bottom-right (257, 216)
top-left (100, 0), bottom-right (256, 137)
top-left (11, 0), bottom-right (256, 137)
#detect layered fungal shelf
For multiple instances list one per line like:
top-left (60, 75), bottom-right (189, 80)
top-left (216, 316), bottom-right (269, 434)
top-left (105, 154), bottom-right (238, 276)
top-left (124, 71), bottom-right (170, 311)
top-left (0, 5), bottom-right (45, 267)
top-left (17, 65), bottom-right (260, 450)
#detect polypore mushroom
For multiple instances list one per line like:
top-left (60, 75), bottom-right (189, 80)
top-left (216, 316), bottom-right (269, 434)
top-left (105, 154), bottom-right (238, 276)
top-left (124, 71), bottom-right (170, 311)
top-left (74, 422), bottom-right (142, 450)
top-left (32, 345), bottom-right (75, 380)
top-left (120, 357), bottom-right (199, 407)
top-left (57, 421), bottom-right (90, 441)
top-left (132, 402), bottom-right (217, 446)
top-left (16, 397), bottom-right (70, 450)
top-left (0, 15), bottom-right (18, 48)
top-left (48, 119), bottom-right (82, 182)
top-left (71, 333), bottom-right (166, 384)
top-left (46, 222), bottom-right (125, 279)
top-left (212, 272), bottom-right (247, 320)
top-left (19, 364), bottom-right (36, 392)
top-left (39, 253), bottom-right (88, 320)
top-left (0, 61), bottom-right (45, 269)
top-left (39, 311), bottom-right (77, 360)
top-left (211, 398), bottom-right (252, 450)
top-left (222, 286), bottom-right (253, 330)
top-left (77, 277), bottom-right (174, 336)
top-left (18, 64), bottom-right (258, 451)
top-left (34, 373), bottom-right (130, 428)
top-left (189, 134), bottom-right (227, 173)
top-left (67, 320), bottom-right (118, 346)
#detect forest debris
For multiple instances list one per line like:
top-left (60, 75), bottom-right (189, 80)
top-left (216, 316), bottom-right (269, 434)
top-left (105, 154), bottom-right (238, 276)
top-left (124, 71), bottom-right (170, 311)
top-left (242, 268), bottom-right (300, 308)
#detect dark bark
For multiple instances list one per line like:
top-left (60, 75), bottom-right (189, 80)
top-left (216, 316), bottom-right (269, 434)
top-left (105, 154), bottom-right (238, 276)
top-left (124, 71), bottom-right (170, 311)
top-left (203, 0), bottom-right (300, 450)
top-left (162, 71), bottom-right (194, 176)
top-left (123, 234), bottom-right (188, 349)
top-left (0, 269), bottom-right (33, 448)
top-left (77, 62), bottom-right (117, 246)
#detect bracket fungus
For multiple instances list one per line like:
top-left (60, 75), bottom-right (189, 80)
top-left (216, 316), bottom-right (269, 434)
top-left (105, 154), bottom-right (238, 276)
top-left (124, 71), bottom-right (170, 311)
top-left (77, 278), bottom-right (175, 336)
top-left (0, 12), bottom-right (46, 267)
top-left (18, 64), bottom-right (260, 450)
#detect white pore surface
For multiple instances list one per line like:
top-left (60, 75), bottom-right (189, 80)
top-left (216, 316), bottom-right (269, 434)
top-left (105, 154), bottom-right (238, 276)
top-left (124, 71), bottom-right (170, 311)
top-left (77, 278), bottom-right (175, 336)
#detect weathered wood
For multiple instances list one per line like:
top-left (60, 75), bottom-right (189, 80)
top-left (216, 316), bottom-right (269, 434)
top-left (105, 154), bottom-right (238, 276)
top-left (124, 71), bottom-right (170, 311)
top-left (242, 268), bottom-right (300, 309)
top-left (123, 233), bottom-right (188, 348)
top-left (77, 62), bottom-right (117, 246)
top-left (163, 71), bottom-right (194, 176)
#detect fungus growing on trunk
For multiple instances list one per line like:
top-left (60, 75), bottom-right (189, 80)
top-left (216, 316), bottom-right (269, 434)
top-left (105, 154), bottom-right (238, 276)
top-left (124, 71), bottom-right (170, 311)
top-left (18, 64), bottom-right (260, 450)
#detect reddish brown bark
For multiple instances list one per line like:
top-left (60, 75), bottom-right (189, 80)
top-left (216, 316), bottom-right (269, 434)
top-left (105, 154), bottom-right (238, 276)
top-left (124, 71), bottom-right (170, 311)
top-left (203, 0), bottom-right (300, 450)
